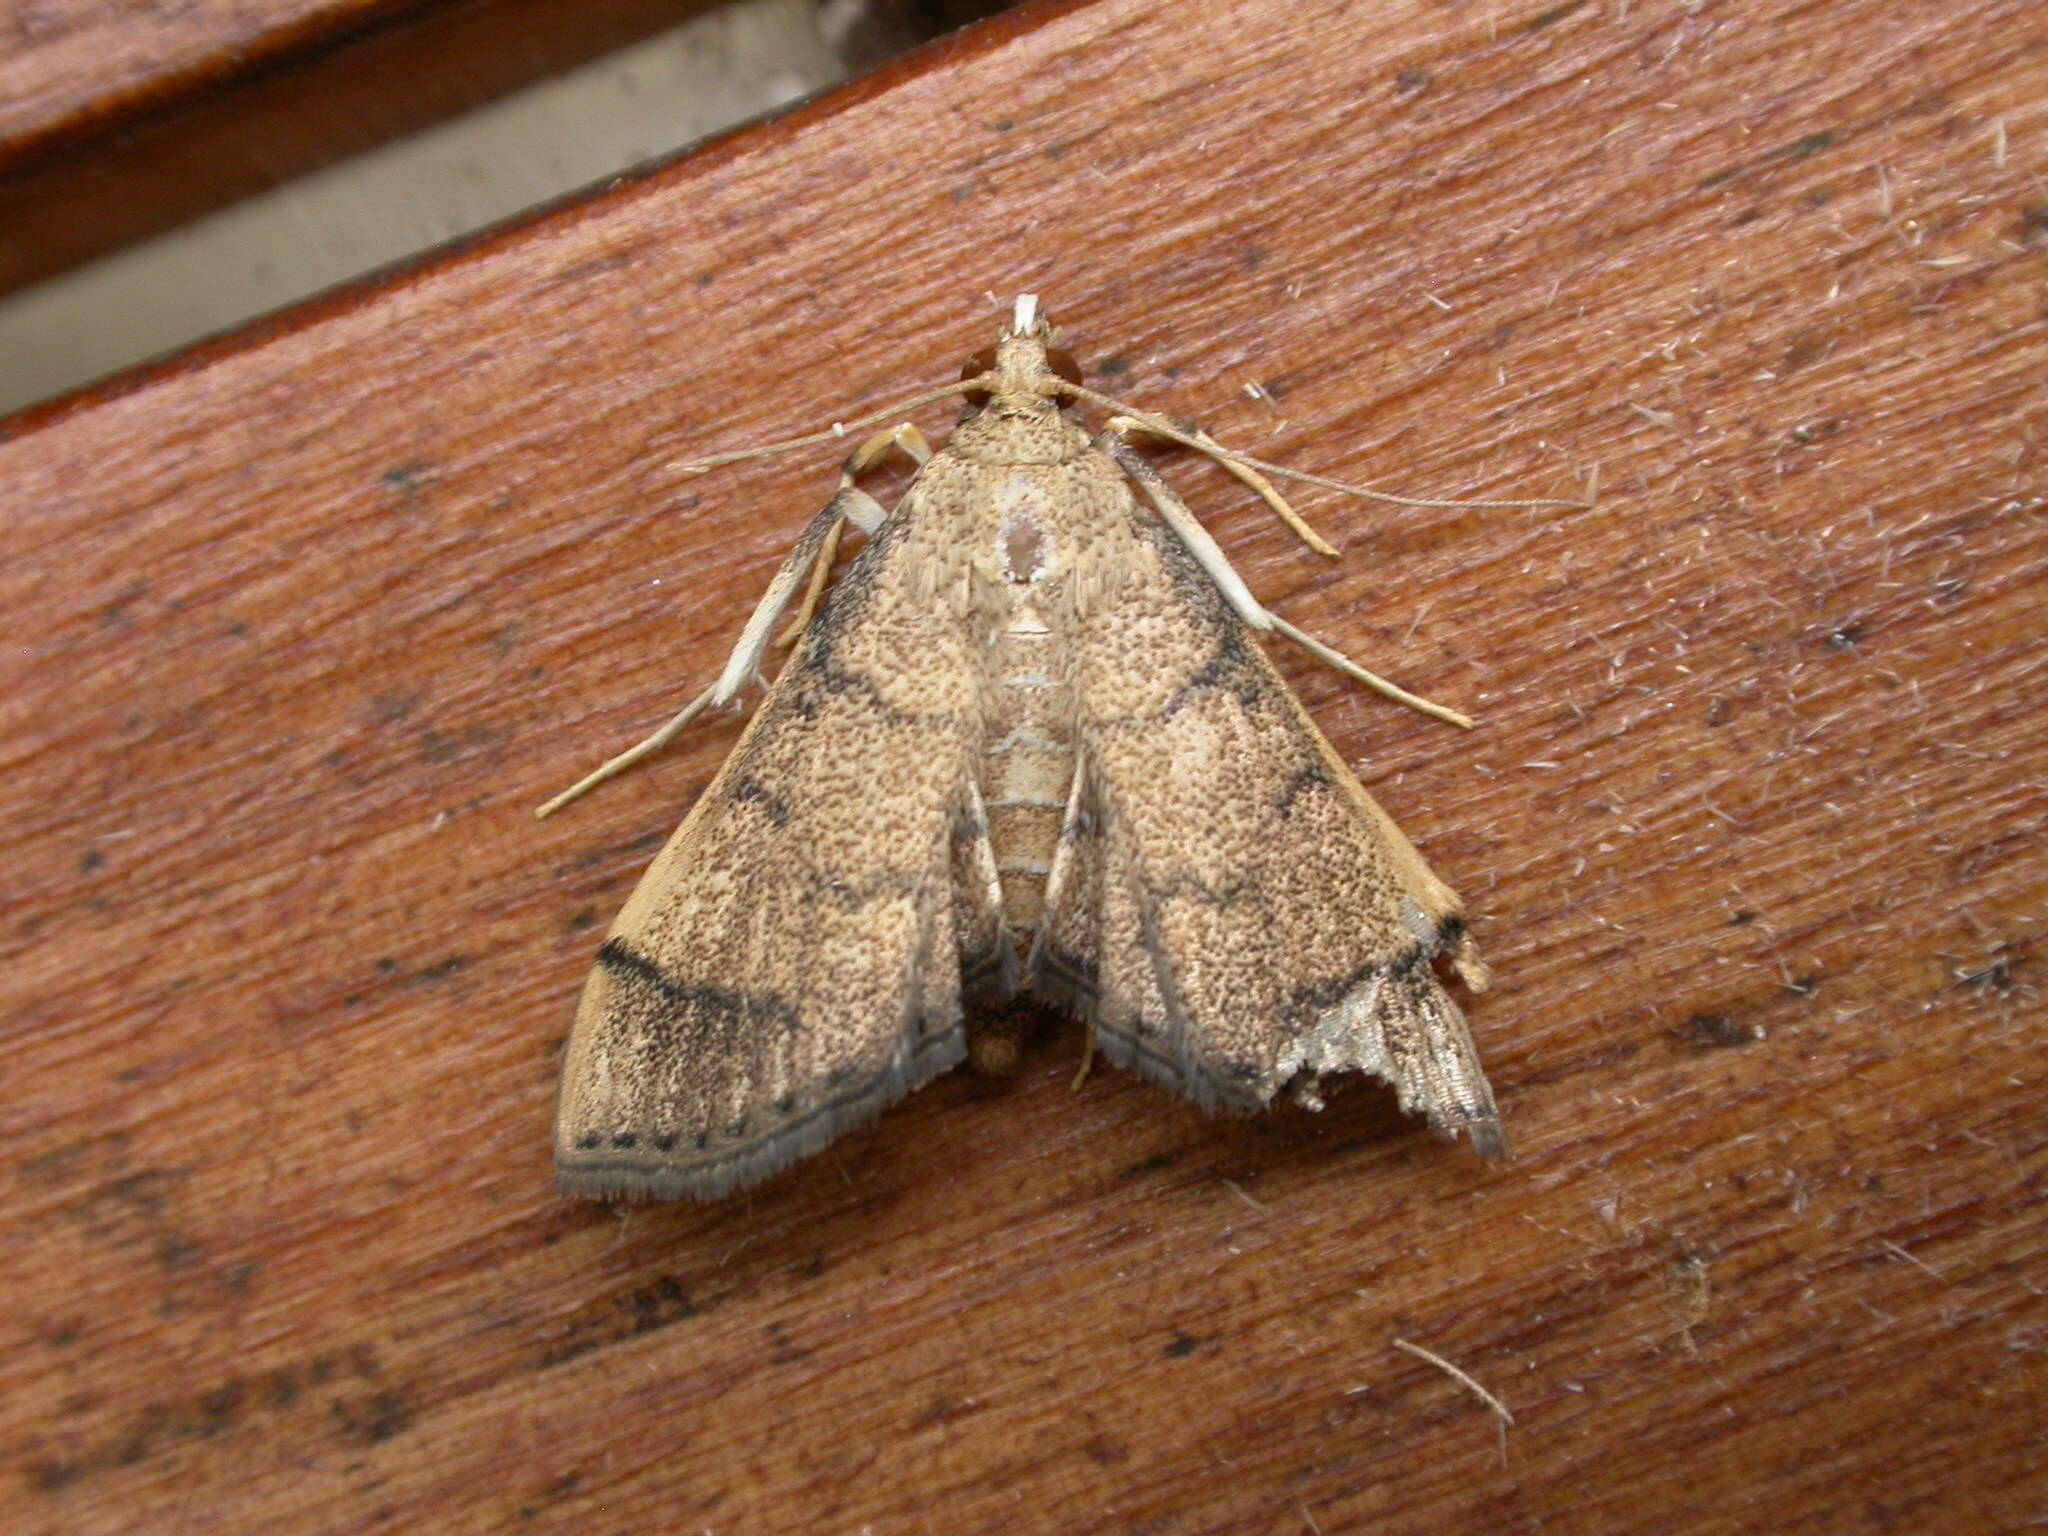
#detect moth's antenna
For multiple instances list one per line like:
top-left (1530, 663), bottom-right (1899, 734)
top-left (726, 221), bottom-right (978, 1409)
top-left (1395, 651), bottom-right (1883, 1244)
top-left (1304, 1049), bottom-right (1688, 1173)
top-left (675, 378), bottom-right (987, 474)
top-left (1066, 381), bottom-right (1589, 515)
top-left (676, 296), bottom-right (1056, 477)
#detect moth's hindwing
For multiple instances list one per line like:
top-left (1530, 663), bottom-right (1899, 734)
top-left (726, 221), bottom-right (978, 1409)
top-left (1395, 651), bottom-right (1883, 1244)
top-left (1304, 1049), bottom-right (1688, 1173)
top-left (1031, 493), bottom-right (1506, 1157)
top-left (553, 512), bottom-right (1005, 1199)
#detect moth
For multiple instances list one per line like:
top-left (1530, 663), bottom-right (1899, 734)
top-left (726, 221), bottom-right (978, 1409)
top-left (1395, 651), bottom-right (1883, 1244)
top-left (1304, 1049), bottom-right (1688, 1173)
top-left (543, 296), bottom-right (1551, 1200)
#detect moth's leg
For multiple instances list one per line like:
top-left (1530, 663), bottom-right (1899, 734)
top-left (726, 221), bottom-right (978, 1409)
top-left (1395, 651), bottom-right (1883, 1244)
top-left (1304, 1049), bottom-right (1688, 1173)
top-left (776, 520), bottom-right (844, 649)
top-left (1098, 432), bottom-right (1275, 632)
top-left (1105, 413), bottom-right (1338, 557)
top-left (534, 683), bottom-right (722, 819)
top-left (1070, 1030), bottom-right (1097, 1091)
top-left (1268, 617), bottom-right (1474, 731)
top-left (776, 423), bottom-right (933, 645)
top-left (1100, 431), bottom-right (1474, 732)
top-left (534, 483), bottom-right (882, 818)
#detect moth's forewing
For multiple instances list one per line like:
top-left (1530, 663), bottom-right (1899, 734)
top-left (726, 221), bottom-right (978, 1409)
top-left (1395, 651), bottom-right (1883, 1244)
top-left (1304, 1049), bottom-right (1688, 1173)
top-left (553, 513), bottom-right (1004, 1200)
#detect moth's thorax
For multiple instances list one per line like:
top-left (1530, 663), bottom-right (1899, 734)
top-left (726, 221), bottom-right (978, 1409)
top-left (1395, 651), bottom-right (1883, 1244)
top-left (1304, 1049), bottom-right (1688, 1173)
top-left (946, 402), bottom-right (1092, 466)
top-left (981, 468), bottom-right (1076, 590)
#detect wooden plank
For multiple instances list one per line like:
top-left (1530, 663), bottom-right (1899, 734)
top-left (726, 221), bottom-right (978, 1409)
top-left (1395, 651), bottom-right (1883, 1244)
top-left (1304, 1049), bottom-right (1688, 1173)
top-left (3, 0), bottom-right (2043, 1532)
top-left (0, 0), bottom-right (722, 298)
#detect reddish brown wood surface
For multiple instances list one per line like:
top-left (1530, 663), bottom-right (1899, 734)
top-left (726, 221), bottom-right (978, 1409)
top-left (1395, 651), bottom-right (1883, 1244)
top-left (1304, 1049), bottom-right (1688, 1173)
top-left (0, 0), bottom-right (722, 298)
top-left (4, 1), bottom-right (2045, 1531)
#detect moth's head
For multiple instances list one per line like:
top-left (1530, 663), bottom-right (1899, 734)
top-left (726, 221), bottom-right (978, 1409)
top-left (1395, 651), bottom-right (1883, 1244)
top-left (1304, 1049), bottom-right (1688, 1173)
top-left (959, 292), bottom-right (1082, 411)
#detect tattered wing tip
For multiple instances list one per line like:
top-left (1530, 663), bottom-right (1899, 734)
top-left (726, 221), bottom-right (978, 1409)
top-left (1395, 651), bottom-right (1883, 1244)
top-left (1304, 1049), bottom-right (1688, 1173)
top-left (1459, 1116), bottom-right (1512, 1162)
top-left (1449, 936), bottom-right (1491, 995)
top-left (1048, 978), bottom-right (1519, 1166)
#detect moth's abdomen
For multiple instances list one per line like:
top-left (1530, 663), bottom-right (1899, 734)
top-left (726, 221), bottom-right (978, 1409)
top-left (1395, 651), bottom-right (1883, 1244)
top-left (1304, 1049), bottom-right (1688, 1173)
top-left (980, 606), bottom-right (1076, 941)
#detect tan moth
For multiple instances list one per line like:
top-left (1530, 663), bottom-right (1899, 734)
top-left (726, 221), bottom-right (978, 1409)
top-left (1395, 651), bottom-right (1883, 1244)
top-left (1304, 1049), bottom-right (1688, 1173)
top-left (542, 296), bottom-right (1561, 1200)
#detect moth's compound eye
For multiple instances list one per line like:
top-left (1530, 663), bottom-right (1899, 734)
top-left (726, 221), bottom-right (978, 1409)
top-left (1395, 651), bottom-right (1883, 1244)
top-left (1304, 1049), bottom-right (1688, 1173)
top-left (960, 347), bottom-right (998, 406)
top-left (1046, 348), bottom-right (1084, 390)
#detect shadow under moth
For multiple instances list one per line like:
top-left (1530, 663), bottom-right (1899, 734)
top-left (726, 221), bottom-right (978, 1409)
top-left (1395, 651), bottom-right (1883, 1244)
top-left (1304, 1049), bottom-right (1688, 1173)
top-left (543, 297), bottom-right (1560, 1200)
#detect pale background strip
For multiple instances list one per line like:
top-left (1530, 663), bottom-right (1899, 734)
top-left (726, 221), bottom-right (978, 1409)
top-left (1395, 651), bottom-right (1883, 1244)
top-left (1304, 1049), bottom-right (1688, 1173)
top-left (0, 1), bottom-right (1011, 415)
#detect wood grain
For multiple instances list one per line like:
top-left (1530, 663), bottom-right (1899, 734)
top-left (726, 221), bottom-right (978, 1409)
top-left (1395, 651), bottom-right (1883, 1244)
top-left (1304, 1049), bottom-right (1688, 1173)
top-left (0, 0), bottom-right (722, 297)
top-left (4, 0), bottom-right (2044, 1531)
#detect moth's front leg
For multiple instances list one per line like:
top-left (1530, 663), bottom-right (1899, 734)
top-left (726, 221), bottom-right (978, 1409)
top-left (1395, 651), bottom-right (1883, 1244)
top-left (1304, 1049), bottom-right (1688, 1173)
top-left (1102, 411), bottom-right (1338, 557)
top-left (1098, 428), bottom-right (1475, 733)
top-left (778, 422), bottom-right (933, 645)
top-left (540, 454), bottom-right (901, 823)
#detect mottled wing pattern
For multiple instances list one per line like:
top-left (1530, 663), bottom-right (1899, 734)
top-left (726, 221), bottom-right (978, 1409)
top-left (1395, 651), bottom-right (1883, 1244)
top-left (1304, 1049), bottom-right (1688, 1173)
top-left (1030, 492), bottom-right (1506, 1157)
top-left (554, 512), bottom-right (1006, 1199)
